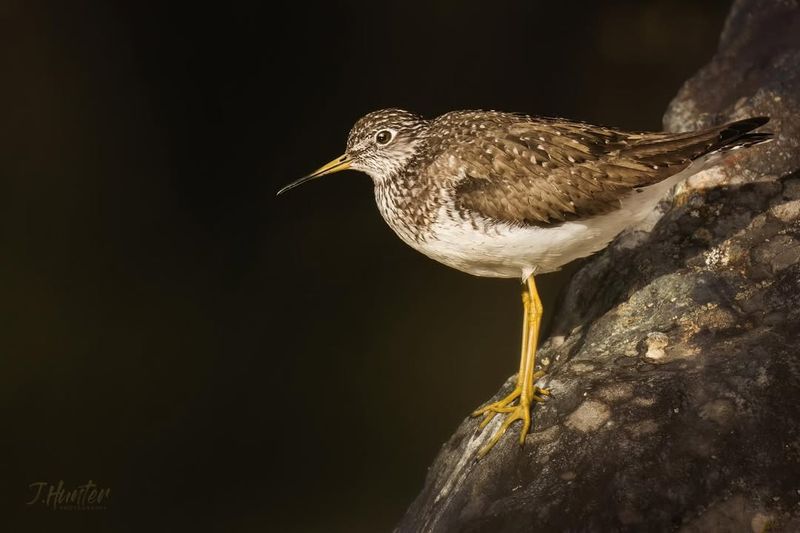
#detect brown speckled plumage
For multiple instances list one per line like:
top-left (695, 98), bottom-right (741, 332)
top-left (347, 110), bottom-right (769, 235)
top-left (441, 112), bottom-right (770, 226)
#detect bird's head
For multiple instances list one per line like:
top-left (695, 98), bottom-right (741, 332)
top-left (277, 108), bottom-right (429, 195)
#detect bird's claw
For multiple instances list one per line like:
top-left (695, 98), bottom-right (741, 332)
top-left (471, 372), bottom-right (550, 456)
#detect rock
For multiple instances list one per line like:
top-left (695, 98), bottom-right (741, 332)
top-left (397, 1), bottom-right (800, 531)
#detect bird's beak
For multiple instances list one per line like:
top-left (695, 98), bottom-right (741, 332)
top-left (276, 154), bottom-right (352, 196)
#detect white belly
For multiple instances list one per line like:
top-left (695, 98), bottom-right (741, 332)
top-left (408, 169), bottom-right (691, 279)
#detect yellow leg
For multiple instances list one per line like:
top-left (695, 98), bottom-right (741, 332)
top-left (472, 290), bottom-right (533, 425)
top-left (471, 275), bottom-right (550, 456)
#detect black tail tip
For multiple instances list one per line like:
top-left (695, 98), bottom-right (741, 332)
top-left (728, 116), bottom-right (770, 133)
top-left (717, 116), bottom-right (771, 147)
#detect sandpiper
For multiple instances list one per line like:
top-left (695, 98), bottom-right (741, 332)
top-left (278, 109), bottom-right (771, 456)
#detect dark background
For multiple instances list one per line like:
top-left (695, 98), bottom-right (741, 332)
top-left (1, 1), bottom-right (731, 531)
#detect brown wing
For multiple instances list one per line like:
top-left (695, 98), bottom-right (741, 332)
top-left (444, 114), bottom-right (769, 226)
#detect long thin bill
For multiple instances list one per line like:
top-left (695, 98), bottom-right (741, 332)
top-left (276, 155), bottom-right (351, 196)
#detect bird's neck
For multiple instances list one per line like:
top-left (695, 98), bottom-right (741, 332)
top-left (373, 147), bottom-right (442, 245)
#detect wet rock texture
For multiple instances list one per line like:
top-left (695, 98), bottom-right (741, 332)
top-left (397, 1), bottom-right (800, 531)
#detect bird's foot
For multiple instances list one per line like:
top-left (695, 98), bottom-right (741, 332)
top-left (472, 371), bottom-right (549, 420)
top-left (471, 371), bottom-right (550, 456)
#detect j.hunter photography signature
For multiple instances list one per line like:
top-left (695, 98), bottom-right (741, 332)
top-left (26, 480), bottom-right (110, 511)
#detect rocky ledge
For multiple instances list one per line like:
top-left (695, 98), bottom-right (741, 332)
top-left (397, 1), bottom-right (800, 531)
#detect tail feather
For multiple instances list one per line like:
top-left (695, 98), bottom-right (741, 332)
top-left (708, 116), bottom-right (772, 154)
top-left (625, 117), bottom-right (772, 168)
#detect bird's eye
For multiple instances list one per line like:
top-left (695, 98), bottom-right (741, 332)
top-left (375, 130), bottom-right (393, 145)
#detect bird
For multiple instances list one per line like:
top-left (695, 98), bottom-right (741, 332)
top-left (277, 109), bottom-right (772, 456)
